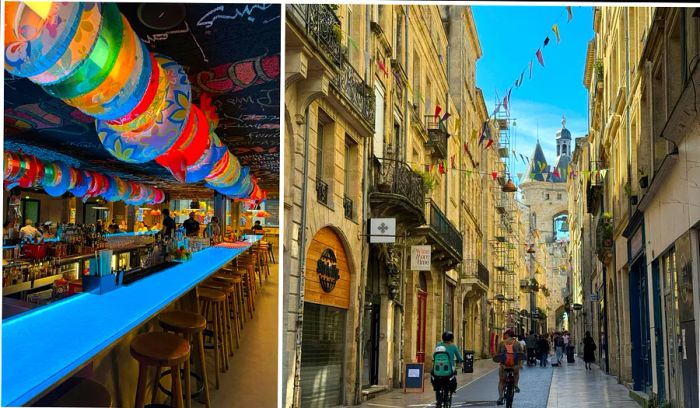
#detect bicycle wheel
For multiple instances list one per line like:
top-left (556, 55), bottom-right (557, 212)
top-left (435, 387), bottom-right (443, 408)
top-left (505, 384), bottom-right (514, 408)
top-left (445, 389), bottom-right (452, 408)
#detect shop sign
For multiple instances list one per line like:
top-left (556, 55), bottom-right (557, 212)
top-left (410, 245), bottom-right (431, 271)
top-left (631, 227), bottom-right (643, 259)
top-left (317, 248), bottom-right (340, 293)
top-left (589, 293), bottom-right (599, 302)
top-left (369, 218), bottom-right (396, 243)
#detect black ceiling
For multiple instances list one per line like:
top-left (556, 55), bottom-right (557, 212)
top-left (4, 3), bottom-right (280, 199)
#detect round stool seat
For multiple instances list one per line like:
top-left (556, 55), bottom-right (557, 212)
top-left (130, 332), bottom-right (190, 367)
top-left (33, 377), bottom-right (112, 407)
top-left (198, 287), bottom-right (226, 302)
top-left (201, 279), bottom-right (234, 292)
top-left (212, 272), bottom-right (236, 282)
top-left (159, 311), bottom-right (207, 334)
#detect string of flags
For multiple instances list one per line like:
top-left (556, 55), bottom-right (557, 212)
top-left (492, 6), bottom-right (575, 117)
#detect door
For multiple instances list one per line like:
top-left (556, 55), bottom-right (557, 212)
top-left (300, 303), bottom-right (346, 408)
top-left (21, 199), bottom-right (40, 227)
top-left (630, 257), bottom-right (651, 393)
top-left (416, 290), bottom-right (427, 363)
top-left (652, 261), bottom-right (666, 403)
top-left (677, 233), bottom-right (698, 408)
top-left (362, 301), bottom-right (380, 386)
top-left (663, 250), bottom-right (684, 407)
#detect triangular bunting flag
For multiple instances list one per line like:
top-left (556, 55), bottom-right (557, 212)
top-left (517, 71), bottom-right (524, 87)
top-left (467, 170), bottom-right (472, 177)
top-left (440, 112), bottom-right (451, 123)
top-left (536, 49), bottom-right (545, 67)
top-left (539, 162), bottom-right (546, 172)
top-left (485, 139), bottom-right (494, 149)
top-left (544, 36), bottom-right (550, 47)
top-left (601, 169), bottom-right (608, 178)
top-left (553, 167), bottom-right (560, 178)
top-left (434, 104), bottom-right (442, 119)
top-left (456, 117), bottom-right (461, 131)
top-left (543, 172), bottom-right (549, 182)
top-left (553, 24), bottom-right (560, 44)
top-left (464, 142), bottom-right (469, 153)
top-left (529, 60), bottom-right (533, 79)
top-left (438, 161), bottom-right (446, 175)
top-left (491, 172), bottom-right (498, 181)
top-left (567, 6), bottom-right (573, 22)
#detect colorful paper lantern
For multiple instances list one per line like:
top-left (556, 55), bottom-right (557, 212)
top-left (155, 104), bottom-right (211, 182)
top-left (5, 2), bottom-right (83, 77)
top-left (185, 132), bottom-right (226, 183)
top-left (28, 3), bottom-right (103, 85)
top-left (96, 54), bottom-right (191, 163)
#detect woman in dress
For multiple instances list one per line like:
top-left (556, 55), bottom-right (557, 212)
top-left (583, 331), bottom-right (597, 370)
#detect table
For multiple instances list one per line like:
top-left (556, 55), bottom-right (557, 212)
top-left (2, 235), bottom-right (261, 406)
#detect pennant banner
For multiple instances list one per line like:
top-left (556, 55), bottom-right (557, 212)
top-left (536, 48), bottom-right (545, 67)
top-left (553, 24), bottom-right (561, 44)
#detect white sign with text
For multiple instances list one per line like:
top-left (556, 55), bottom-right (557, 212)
top-left (411, 245), bottom-right (431, 271)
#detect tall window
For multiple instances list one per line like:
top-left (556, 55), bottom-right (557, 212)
top-left (444, 282), bottom-right (455, 332)
top-left (316, 121), bottom-right (325, 181)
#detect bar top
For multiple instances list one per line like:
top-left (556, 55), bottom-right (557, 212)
top-left (2, 235), bottom-right (261, 406)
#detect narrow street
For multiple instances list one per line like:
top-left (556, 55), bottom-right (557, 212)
top-left (357, 356), bottom-right (639, 407)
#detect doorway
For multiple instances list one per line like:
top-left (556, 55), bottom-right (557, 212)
top-left (629, 256), bottom-right (652, 393)
top-left (363, 247), bottom-right (382, 387)
top-left (416, 272), bottom-right (428, 363)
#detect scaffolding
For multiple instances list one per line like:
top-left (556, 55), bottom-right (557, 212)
top-left (489, 95), bottom-right (520, 331)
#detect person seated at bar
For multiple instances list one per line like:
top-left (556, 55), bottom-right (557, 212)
top-left (135, 221), bottom-right (149, 233)
top-left (39, 221), bottom-right (55, 238)
top-left (119, 220), bottom-right (127, 231)
top-left (251, 220), bottom-right (265, 235)
top-left (161, 209), bottom-right (176, 238)
top-left (19, 219), bottom-right (43, 242)
top-left (108, 219), bottom-right (119, 233)
top-left (183, 212), bottom-right (200, 237)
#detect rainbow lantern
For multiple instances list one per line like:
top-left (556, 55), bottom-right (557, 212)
top-left (5, 2), bottom-right (261, 201)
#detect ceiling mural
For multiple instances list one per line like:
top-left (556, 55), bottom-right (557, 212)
top-left (4, 3), bottom-right (280, 198)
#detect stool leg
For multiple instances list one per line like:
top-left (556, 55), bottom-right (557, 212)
top-left (224, 297), bottom-right (235, 357)
top-left (210, 302), bottom-right (220, 389)
top-left (151, 366), bottom-right (162, 405)
top-left (220, 301), bottom-right (230, 370)
top-left (231, 292), bottom-right (241, 348)
top-left (185, 334), bottom-right (192, 408)
top-left (215, 303), bottom-right (226, 373)
top-left (135, 362), bottom-right (148, 408)
top-left (195, 331), bottom-right (212, 408)
top-left (171, 365), bottom-right (185, 408)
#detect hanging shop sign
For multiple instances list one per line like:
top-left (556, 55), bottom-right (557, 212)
top-left (369, 218), bottom-right (396, 243)
top-left (317, 248), bottom-right (340, 293)
top-left (410, 245), bottom-right (431, 271)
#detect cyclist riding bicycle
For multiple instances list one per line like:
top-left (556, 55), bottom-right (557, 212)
top-left (431, 331), bottom-right (463, 394)
top-left (495, 329), bottom-right (524, 405)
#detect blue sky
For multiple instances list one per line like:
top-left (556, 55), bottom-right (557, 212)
top-left (472, 5), bottom-right (594, 185)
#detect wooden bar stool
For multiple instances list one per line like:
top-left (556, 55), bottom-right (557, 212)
top-left (197, 287), bottom-right (227, 389)
top-left (256, 242), bottom-right (271, 281)
top-left (265, 240), bottom-right (275, 263)
top-left (32, 377), bottom-right (112, 407)
top-left (158, 311), bottom-right (212, 408)
top-left (200, 279), bottom-right (239, 354)
top-left (230, 266), bottom-right (255, 320)
top-left (130, 332), bottom-right (190, 408)
top-left (212, 272), bottom-right (244, 337)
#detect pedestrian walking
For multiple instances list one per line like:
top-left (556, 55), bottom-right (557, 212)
top-left (554, 332), bottom-right (565, 366)
top-left (583, 331), bottom-right (597, 370)
top-left (537, 334), bottom-right (550, 367)
top-left (526, 331), bottom-right (537, 366)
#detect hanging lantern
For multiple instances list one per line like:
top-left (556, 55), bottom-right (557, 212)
top-left (502, 178), bottom-right (517, 193)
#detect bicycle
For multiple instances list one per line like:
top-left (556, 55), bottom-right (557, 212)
top-left (503, 368), bottom-right (516, 408)
top-left (434, 376), bottom-right (453, 408)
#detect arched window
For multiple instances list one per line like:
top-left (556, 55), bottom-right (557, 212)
top-left (419, 271), bottom-right (427, 292)
top-left (553, 213), bottom-right (569, 241)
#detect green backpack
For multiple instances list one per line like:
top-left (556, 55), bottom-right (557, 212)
top-left (432, 346), bottom-right (453, 377)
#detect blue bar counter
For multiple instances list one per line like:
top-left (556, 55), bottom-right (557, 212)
top-left (2, 237), bottom-right (260, 406)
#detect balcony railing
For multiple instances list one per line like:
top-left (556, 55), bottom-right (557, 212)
top-left (462, 259), bottom-right (489, 288)
top-left (289, 4), bottom-right (342, 66)
top-left (290, 4), bottom-right (375, 125)
top-left (426, 199), bottom-right (463, 259)
top-left (372, 158), bottom-right (425, 215)
top-left (316, 178), bottom-right (329, 205)
top-left (424, 116), bottom-right (448, 159)
top-left (343, 195), bottom-right (353, 219)
top-left (331, 62), bottom-right (375, 124)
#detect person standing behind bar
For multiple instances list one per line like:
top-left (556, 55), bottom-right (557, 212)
top-left (161, 209), bottom-right (176, 238)
top-left (183, 212), bottom-right (200, 237)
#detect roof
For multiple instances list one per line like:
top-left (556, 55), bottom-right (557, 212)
top-left (523, 141), bottom-right (549, 182)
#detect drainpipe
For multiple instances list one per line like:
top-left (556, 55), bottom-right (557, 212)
top-left (354, 7), bottom-right (372, 403)
top-left (399, 5), bottom-right (409, 385)
top-left (292, 104), bottom-right (312, 407)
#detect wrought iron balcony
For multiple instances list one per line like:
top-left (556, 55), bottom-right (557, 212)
top-left (331, 62), bottom-right (375, 124)
top-left (461, 259), bottom-right (489, 291)
top-left (343, 195), bottom-right (353, 219)
top-left (316, 178), bottom-right (329, 206)
top-left (424, 116), bottom-right (448, 159)
top-left (289, 5), bottom-right (375, 126)
top-left (426, 199), bottom-right (463, 262)
top-left (288, 4), bottom-right (342, 66)
top-left (370, 158), bottom-right (425, 226)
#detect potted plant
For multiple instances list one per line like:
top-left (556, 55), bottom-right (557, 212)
top-left (529, 277), bottom-right (540, 292)
top-left (594, 59), bottom-right (603, 84)
top-left (414, 167), bottom-right (438, 193)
